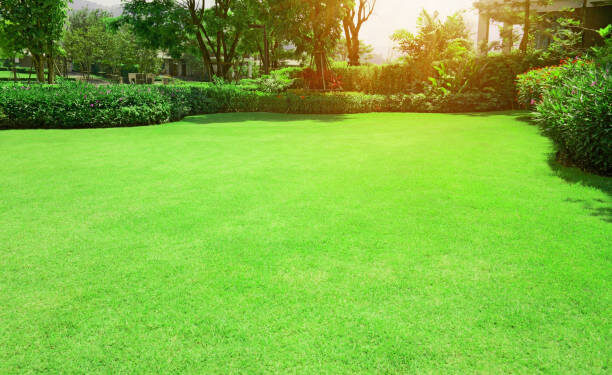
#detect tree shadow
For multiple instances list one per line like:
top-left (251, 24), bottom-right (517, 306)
top-left (441, 110), bottom-right (532, 118)
top-left (180, 112), bottom-right (349, 125)
top-left (548, 155), bottom-right (612, 224)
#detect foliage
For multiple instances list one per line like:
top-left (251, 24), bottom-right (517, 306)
top-left (238, 69), bottom-right (295, 93)
top-left (64, 10), bottom-right (162, 78)
top-left (538, 63), bottom-right (610, 175)
top-left (280, 0), bottom-right (348, 73)
top-left (0, 0), bottom-right (68, 83)
top-left (120, 0), bottom-right (192, 59)
top-left (0, 81), bottom-right (172, 128)
top-left (391, 10), bottom-right (475, 93)
top-left (518, 51), bottom-right (611, 175)
top-left (0, 79), bottom-right (508, 129)
top-left (64, 9), bottom-right (110, 79)
top-left (539, 17), bottom-right (585, 61)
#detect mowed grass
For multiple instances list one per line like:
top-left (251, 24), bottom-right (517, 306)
top-left (0, 71), bottom-right (33, 79)
top-left (0, 112), bottom-right (610, 373)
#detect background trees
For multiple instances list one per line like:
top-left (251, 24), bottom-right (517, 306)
top-left (0, 0), bottom-right (68, 83)
top-left (64, 9), bottom-right (161, 79)
top-left (64, 9), bottom-right (109, 79)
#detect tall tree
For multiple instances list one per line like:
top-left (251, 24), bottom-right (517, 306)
top-left (64, 9), bottom-right (109, 79)
top-left (122, 0), bottom-right (256, 79)
top-left (281, 0), bottom-right (347, 73)
top-left (0, 15), bottom-right (22, 80)
top-left (342, 0), bottom-right (375, 66)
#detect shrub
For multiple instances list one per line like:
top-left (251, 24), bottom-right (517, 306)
top-left (286, 54), bottom-right (555, 108)
top-left (0, 81), bottom-right (171, 128)
top-left (326, 63), bottom-right (421, 94)
top-left (0, 80), bottom-right (508, 130)
top-left (516, 59), bottom-right (576, 108)
top-left (238, 69), bottom-right (296, 93)
top-left (530, 60), bottom-right (611, 175)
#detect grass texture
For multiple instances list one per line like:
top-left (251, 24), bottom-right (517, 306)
top-left (1, 112), bottom-right (610, 373)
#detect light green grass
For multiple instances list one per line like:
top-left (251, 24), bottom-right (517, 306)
top-left (0, 70), bottom-right (32, 79)
top-left (0, 112), bottom-right (610, 373)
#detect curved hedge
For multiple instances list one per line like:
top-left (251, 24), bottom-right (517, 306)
top-left (0, 81), bottom-right (507, 130)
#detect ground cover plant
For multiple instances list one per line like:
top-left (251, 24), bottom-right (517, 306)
top-left (0, 112), bottom-right (610, 373)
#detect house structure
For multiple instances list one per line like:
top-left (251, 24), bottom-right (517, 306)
top-left (476, 0), bottom-right (612, 53)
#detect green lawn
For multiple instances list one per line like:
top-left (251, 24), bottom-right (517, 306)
top-left (0, 70), bottom-right (33, 79)
top-left (1, 112), bottom-right (610, 373)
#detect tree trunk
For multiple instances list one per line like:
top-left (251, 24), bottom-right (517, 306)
top-left (581, 0), bottom-right (588, 48)
top-left (519, 0), bottom-right (530, 54)
top-left (11, 57), bottom-right (17, 81)
top-left (32, 53), bottom-right (45, 83)
top-left (348, 37), bottom-right (360, 66)
top-left (343, 19), bottom-right (352, 62)
top-left (46, 42), bottom-right (56, 84)
top-left (262, 26), bottom-right (270, 75)
top-left (195, 28), bottom-right (214, 81)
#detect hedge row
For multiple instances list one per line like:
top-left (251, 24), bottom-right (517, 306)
top-left (0, 81), bottom-right (506, 129)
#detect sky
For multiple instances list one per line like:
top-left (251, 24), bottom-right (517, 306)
top-left (93, 0), bottom-right (479, 57)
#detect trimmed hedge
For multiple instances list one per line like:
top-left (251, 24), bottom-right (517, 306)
top-left (517, 59), bottom-right (612, 175)
top-left (0, 82), bottom-right (172, 128)
top-left (0, 81), bottom-right (507, 129)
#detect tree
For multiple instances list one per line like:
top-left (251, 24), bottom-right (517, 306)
top-left (0, 0), bottom-right (68, 83)
top-left (392, 10), bottom-right (473, 91)
top-left (392, 10), bottom-right (471, 64)
top-left (245, 0), bottom-right (299, 75)
top-left (122, 0), bottom-right (257, 80)
top-left (334, 38), bottom-right (373, 63)
top-left (342, 0), bottom-right (376, 66)
top-left (64, 9), bottom-right (109, 79)
top-left (0, 17), bottom-right (22, 80)
top-left (281, 0), bottom-right (347, 74)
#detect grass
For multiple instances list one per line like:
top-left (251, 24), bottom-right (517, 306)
top-left (0, 70), bottom-right (33, 79)
top-left (0, 112), bottom-right (610, 373)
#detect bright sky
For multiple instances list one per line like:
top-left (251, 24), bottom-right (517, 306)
top-left (95, 0), bottom-right (479, 57)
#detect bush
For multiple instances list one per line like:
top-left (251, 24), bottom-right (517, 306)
top-left (516, 59), bottom-right (575, 108)
top-left (0, 81), bottom-right (171, 128)
top-left (238, 68), bottom-right (296, 93)
top-left (527, 60), bottom-right (611, 175)
top-left (0, 80), bottom-right (508, 130)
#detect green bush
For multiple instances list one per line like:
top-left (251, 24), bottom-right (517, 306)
top-left (0, 81), bottom-right (171, 128)
top-left (0, 80), bottom-right (507, 130)
top-left (238, 69), bottom-right (295, 93)
top-left (527, 60), bottom-right (611, 175)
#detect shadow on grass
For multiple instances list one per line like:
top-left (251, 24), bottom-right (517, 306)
top-left (442, 110), bottom-right (533, 119)
top-left (547, 156), bottom-right (612, 224)
top-left (180, 112), bottom-right (349, 125)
